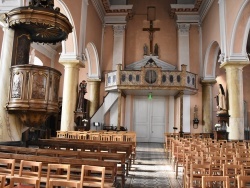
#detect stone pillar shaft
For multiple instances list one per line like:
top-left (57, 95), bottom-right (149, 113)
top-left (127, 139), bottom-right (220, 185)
top-left (0, 27), bottom-right (21, 141)
top-left (87, 79), bottom-right (101, 117)
top-left (201, 79), bottom-right (217, 133)
top-left (112, 25), bottom-right (125, 70)
top-left (177, 24), bottom-right (191, 132)
top-left (117, 91), bottom-right (122, 130)
top-left (59, 60), bottom-right (82, 131)
top-left (221, 61), bottom-right (249, 140)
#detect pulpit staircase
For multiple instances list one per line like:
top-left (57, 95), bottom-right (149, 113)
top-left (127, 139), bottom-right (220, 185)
top-left (90, 92), bottom-right (118, 128)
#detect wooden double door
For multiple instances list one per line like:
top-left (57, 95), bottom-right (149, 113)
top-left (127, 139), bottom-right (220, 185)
top-left (133, 96), bottom-right (166, 142)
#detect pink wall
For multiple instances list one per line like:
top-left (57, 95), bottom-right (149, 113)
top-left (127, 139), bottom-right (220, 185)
top-left (125, 0), bottom-right (177, 66)
top-left (189, 25), bottom-right (203, 132)
top-left (79, 0), bottom-right (103, 103)
top-left (225, 0), bottom-right (244, 55)
top-left (56, 0), bottom-right (82, 53)
top-left (202, 1), bottom-right (220, 60)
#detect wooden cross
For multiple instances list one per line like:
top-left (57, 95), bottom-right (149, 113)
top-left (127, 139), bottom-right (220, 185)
top-left (143, 20), bottom-right (160, 54)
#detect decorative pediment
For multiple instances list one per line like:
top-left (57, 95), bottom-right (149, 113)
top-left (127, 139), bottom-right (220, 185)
top-left (126, 56), bottom-right (176, 70)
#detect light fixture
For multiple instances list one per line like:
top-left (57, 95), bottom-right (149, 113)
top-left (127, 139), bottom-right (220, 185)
top-left (148, 92), bottom-right (152, 100)
top-left (193, 118), bottom-right (199, 129)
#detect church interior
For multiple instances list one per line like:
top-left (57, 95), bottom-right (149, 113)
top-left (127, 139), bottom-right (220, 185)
top-left (0, 0), bottom-right (250, 187)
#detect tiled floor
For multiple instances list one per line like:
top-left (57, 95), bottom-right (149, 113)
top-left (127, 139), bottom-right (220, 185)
top-left (124, 142), bottom-right (182, 188)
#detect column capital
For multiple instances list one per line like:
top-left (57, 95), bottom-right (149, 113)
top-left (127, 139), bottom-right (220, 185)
top-left (87, 78), bottom-right (101, 82)
top-left (220, 61), bottom-right (250, 69)
top-left (113, 24), bottom-right (126, 37)
top-left (177, 23), bottom-right (190, 36)
top-left (200, 79), bottom-right (217, 85)
top-left (59, 59), bottom-right (85, 68)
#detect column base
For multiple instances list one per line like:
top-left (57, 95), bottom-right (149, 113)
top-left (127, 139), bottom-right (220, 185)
top-left (228, 117), bottom-right (244, 140)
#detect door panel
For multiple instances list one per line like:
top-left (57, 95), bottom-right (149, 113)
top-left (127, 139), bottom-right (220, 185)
top-left (151, 98), bottom-right (165, 142)
top-left (134, 97), bottom-right (166, 142)
top-left (134, 98), bottom-right (149, 142)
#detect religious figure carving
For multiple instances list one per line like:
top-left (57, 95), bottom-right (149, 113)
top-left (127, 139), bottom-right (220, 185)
top-left (143, 20), bottom-right (160, 54)
top-left (29, 0), bottom-right (54, 9)
top-left (76, 80), bottom-right (87, 112)
top-left (143, 44), bottom-right (148, 55)
top-left (154, 43), bottom-right (158, 56)
top-left (215, 84), bottom-right (228, 114)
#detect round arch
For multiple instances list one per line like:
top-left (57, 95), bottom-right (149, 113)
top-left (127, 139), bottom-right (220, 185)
top-left (230, 1), bottom-right (250, 60)
top-left (85, 42), bottom-right (101, 79)
top-left (203, 41), bottom-right (220, 80)
top-left (55, 0), bottom-right (78, 59)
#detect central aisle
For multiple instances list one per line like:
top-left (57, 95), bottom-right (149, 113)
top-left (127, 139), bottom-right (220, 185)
top-left (124, 142), bottom-right (183, 188)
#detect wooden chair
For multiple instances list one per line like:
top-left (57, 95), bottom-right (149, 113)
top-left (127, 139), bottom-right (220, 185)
top-left (175, 145), bottom-right (189, 179)
top-left (56, 131), bottom-right (67, 138)
top-left (100, 134), bottom-right (112, 141)
top-left (184, 155), bottom-right (205, 188)
top-left (77, 132), bottom-right (87, 140)
top-left (0, 158), bottom-right (15, 177)
top-left (202, 176), bottom-right (230, 188)
top-left (89, 133), bottom-right (100, 141)
top-left (237, 175), bottom-right (250, 188)
top-left (9, 177), bottom-right (40, 188)
top-left (187, 164), bottom-right (211, 188)
top-left (223, 164), bottom-right (244, 188)
top-left (209, 156), bottom-right (227, 176)
top-left (79, 165), bottom-right (105, 188)
top-left (0, 175), bottom-right (6, 188)
top-left (112, 134), bottom-right (123, 141)
top-left (67, 131), bottom-right (79, 139)
top-left (48, 179), bottom-right (79, 188)
top-left (123, 133), bottom-right (136, 143)
top-left (18, 160), bottom-right (42, 179)
top-left (46, 164), bottom-right (71, 188)
top-left (234, 157), bottom-right (250, 175)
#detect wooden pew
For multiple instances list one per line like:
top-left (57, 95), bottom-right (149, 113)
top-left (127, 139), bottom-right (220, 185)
top-left (0, 145), bottom-right (127, 186)
top-left (26, 139), bottom-right (134, 169)
top-left (50, 137), bottom-right (136, 162)
top-left (0, 152), bottom-right (118, 187)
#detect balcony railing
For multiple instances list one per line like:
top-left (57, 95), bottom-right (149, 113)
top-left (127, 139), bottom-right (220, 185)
top-left (105, 64), bottom-right (197, 94)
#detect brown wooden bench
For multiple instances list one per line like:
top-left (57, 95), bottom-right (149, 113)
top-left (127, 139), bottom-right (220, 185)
top-left (0, 151), bottom-right (119, 187)
top-left (0, 145), bottom-right (127, 186)
top-left (27, 139), bottom-right (134, 169)
top-left (49, 137), bottom-right (136, 163)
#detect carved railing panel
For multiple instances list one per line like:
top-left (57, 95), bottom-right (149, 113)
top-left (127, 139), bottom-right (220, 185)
top-left (105, 65), bottom-right (197, 94)
top-left (6, 64), bottom-right (61, 127)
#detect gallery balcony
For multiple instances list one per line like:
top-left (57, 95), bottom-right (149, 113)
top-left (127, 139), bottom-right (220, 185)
top-left (105, 63), bottom-right (198, 96)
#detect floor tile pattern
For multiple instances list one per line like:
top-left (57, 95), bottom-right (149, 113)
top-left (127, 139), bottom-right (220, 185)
top-left (124, 142), bottom-right (182, 188)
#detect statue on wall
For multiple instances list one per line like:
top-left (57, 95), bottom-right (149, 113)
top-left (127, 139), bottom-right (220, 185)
top-left (215, 84), bottom-right (228, 115)
top-left (76, 80), bottom-right (87, 112)
top-left (154, 43), bottom-right (159, 56)
top-left (143, 44), bottom-right (148, 56)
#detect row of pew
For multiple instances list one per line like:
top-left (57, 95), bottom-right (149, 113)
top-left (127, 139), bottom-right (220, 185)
top-left (164, 132), bottom-right (250, 188)
top-left (0, 158), bottom-right (109, 188)
top-left (0, 134), bottom-right (137, 188)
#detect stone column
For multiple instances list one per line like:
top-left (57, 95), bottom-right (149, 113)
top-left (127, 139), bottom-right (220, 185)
top-left (220, 61), bottom-right (249, 140)
top-left (177, 23), bottom-right (190, 70)
top-left (201, 79), bottom-right (217, 133)
top-left (0, 26), bottom-right (22, 141)
top-left (59, 60), bottom-right (82, 131)
top-left (117, 90), bottom-right (122, 130)
top-left (177, 23), bottom-right (191, 132)
top-left (112, 25), bottom-right (126, 70)
top-left (87, 79), bottom-right (101, 117)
